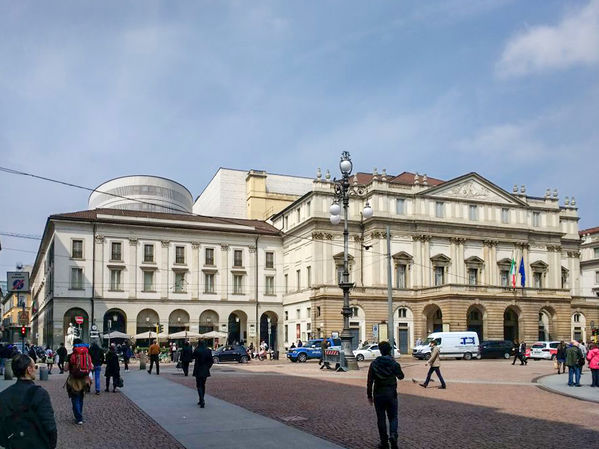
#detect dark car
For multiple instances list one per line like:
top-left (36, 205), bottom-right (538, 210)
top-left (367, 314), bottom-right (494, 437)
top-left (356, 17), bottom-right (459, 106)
top-left (479, 340), bottom-right (514, 359)
top-left (212, 345), bottom-right (249, 364)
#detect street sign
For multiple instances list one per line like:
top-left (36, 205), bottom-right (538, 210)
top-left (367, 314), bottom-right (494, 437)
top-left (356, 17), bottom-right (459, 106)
top-left (7, 271), bottom-right (30, 293)
top-left (75, 316), bottom-right (84, 325)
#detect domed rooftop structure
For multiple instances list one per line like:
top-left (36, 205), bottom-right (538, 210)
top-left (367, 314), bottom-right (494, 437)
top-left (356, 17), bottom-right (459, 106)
top-left (88, 175), bottom-right (193, 214)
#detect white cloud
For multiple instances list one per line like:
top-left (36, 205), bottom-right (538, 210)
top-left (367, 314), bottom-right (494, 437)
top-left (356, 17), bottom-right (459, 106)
top-left (497, 0), bottom-right (599, 77)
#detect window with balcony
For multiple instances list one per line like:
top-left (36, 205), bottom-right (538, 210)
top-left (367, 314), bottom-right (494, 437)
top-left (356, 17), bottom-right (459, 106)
top-left (533, 272), bottom-right (543, 289)
top-left (143, 244), bottom-right (154, 263)
top-left (233, 274), bottom-right (244, 294)
top-left (204, 273), bottom-right (215, 293)
top-left (72, 240), bottom-right (83, 259)
top-left (396, 264), bottom-right (407, 288)
top-left (265, 251), bottom-right (274, 269)
top-left (468, 268), bottom-right (478, 286)
top-left (233, 250), bottom-right (243, 267)
top-left (434, 266), bottom-right (445, 286)
top-left (561, 268), bottom-right (569, 289)
top-left (500, 270), bottom-right (509, 287)
top-left (265, 276), bottom-right (275, 295)
top-left (143, 271), bottom-right (154, 292)
top-left (174, 272), bottom-right (186, 293)
top-left (109, 269), bottom-right (122, 291)
top-left (175, 246), bottom-right (185, 264)
top-left (396, 198), bottom-right (405, 215)
top-left (501, 208), bottom-right (510, 224)
top-left (111, 242), bottom-right (122, 261)
top-left (435, 201), bottom-right (444, 218)
top-left (469, 205), bottom-right (478, 221)
top-left (70, 268), bottom-right (83, 289)
top-left (205, 248), bottom-right (214, 266)
top-left (430, 254), bottom-right (450, 286)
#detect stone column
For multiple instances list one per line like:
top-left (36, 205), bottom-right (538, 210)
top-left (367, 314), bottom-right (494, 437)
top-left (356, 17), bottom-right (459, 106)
top-left (191, 242), bottom-right (200, 300)
top-left (128, 238), bottom-right (138, 299)
top-left (423, 236), bottom-right (431, 287)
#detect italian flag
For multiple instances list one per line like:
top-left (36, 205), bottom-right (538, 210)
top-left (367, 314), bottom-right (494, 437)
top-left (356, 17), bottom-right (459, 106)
top-left (509, 257), bottom-right (517, 288)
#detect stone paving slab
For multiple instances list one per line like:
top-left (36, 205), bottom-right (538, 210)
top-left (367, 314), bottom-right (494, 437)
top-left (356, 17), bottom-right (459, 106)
top-left (537, 370), bottom-right (599, 403)
top-left (121, 370), bottom-right (345, 449)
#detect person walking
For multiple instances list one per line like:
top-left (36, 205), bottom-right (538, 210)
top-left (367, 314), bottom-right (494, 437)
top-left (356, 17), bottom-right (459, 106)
top-left (367, 341), bottom-right (404, 449)
top-left (320, 338), bottom-right (331, 370)
top-left (419, 340), bottom-right (446, 389)
top-left (180, 341), bottom-right (193, 376)
top-left (519, 341), bottom-right (528, 365)
top-left (0, 354), bottom-right (58, 448)
top-left (556, 341), bottom-right (567, 374)
top-left (148, 340), bottom-right (160, 375)
top-left (56, 343), bottom-right (68, 374)
top-left (511, 339), bottom-right (520, 365)
top-left (565, 340), bottom-right (583, 387)
top-left (123, 342), bottom-right (132, 371)
top-left (89, 343), bottom-right (105, 395)
top-left (586, 343), bottom-right (599, 387)
top-left (66, 339), bottom-right (93, 425)
top-left (105, 344), bottom-right (120, 392)
top-left (192, 340), bottom-right (214, 408)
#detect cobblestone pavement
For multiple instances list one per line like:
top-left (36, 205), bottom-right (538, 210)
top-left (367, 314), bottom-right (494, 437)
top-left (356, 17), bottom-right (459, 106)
top-left (164, 358), bottom-right (599, 449)
top-left (26, 370), bottom-right (184, 449)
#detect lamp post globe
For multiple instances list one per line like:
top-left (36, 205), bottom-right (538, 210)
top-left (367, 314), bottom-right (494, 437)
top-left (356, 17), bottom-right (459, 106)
top-left (363, 202), bottom-right (373, 219)
top-left (330, 214), bottom-right (341, 225)
top-left (329, 202), bottom-right (341, 216)
top-left (339, 151), bottom-right (352, 175)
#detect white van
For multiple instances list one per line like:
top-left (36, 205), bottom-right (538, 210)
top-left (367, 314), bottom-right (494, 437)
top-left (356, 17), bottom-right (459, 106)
top-left (412, 331), bottom-right (480, 360)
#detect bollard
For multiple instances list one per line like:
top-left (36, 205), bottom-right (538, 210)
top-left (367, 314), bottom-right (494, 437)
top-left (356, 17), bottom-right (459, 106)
top-left (4, 359), bottom-right (13, 380)
top-left (139, 353), bottom-right (147, 370)
top-left (38, 365), bottom-right (49, 381)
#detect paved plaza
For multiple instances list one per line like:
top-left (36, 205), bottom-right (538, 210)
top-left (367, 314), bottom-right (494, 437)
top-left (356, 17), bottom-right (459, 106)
top-left (1, 358), bottom-right (598, 448)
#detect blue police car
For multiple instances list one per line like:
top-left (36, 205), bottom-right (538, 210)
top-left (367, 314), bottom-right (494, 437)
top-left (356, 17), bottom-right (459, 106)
top-left (287, 338), bottom-right (341, 362)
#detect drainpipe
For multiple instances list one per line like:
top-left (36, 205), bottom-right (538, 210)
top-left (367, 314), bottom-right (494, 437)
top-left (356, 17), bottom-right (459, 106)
top-left (254, 236), bottom-right (260, 348)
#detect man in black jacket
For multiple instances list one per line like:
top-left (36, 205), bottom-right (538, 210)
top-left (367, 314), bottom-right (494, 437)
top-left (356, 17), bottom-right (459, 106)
top-left (180, 341), bottom-right (193, 376)
top-left (192, 341), bottom-right (214, 408)
top-left (0, 354), bottom-right (57, 448)
top-left (367, 341), bottom-right (404, 449)
top-left (89, 343), bottom-right (105, 395)
top-left (56, 343), bottom-right (68, 374)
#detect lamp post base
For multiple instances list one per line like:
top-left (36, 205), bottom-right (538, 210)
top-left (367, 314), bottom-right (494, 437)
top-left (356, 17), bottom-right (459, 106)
top-left (341, 333), bottom-right (359, 371)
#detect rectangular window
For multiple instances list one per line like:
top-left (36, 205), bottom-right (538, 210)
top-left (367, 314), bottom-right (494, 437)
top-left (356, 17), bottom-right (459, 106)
top-left (233, 274), bottom-right (244, 294)
top-left (435, 202), bottom-right (444, 218)
top-left (307, 266), bottom-right (311, 287)
top-left (296, 269), bottom-right (301, 291)
top-left (317, 306), bottom-right (321, 317)
top-left (233, 250), bottom-right (243, 267)
top-left (396, 264), bottom-right (406, 288)
top-left (307, 307), bottom-right (311, 319)
top-left (284, 216), bottom-right (289, 229)
top-left (143, 244), bottom-right (154, 263)
top-left (532, 212), bottom-right (540, 227)
top-left (205, 248), bottom-right (214, 266)
top-left (72, 240), bottom-right (83, 259)
top-left (265, 251), bottom-right (274, 269)
top-left (285, 310), bottom-right (289, 321)
top-left (296, 208), bottom-right (301, 223)
top-left (434, 266), bottom-right (444, 286)
top-left (306, 201), bottom-right (311, 215)
top-left (594, 248), bottom-right (599, 259)
top-left (265, 276), bottom-right (275, 295)
top-left (204, 273), bottom-right (215, 293)
top-left (337, 266), bottom-right (344, 284)
top-left (500, 270), bottom-right (509, 287)
top-left (70, 268), bottom-right (83, 289)
top-left (110, 269), bottom-right (122, 291)
top-left (468, 268), bottom-right (478, 285)
top-left (595, 271), bottom-right (599, 284)
top-left (396, 198), bottom-right (405, 215)
top-left (533, 272), bottom-right (542, 289)
top-left (175, 246), bottom-right (185, 264)
top-left (143, 271), bottom-right (154, 292)
top-left (111, 242), bottom-right (122, 261)
top-left (296, 309), bottom-right (300, 319)
top-left (284, 325), bottom-right (288, 342)
top-left (469, 205), bottom-right (478, 221)
top-left (174, 272), bottom-right (185, 293)
top-left (501, 208), bottom-right (510, 224)
top-left (284, 274), bottom-right (288, 293)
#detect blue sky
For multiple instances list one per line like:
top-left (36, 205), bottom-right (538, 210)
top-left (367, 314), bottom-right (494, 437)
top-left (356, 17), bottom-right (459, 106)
top-left (1, 0), bottom-right (598, 279)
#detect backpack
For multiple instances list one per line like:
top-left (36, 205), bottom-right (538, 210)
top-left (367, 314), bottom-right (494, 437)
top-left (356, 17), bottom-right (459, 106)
top-left (0, 386), bottom-right (50, 449)
top-left (69, 352), bottom-right (92, 378)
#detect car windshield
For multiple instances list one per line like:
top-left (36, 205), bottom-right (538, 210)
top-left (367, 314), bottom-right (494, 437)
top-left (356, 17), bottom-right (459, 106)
top-left (531, 344), bottom-right (544, 349)
top-left (306, 340), bottom-right (321, 347)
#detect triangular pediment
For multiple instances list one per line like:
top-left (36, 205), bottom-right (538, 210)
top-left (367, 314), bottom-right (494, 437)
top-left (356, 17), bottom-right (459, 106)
top-left (419, 173), bottom-right (526, 206)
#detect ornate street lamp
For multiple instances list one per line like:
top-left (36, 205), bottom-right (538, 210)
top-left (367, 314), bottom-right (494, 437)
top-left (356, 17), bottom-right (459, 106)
top-left (329, 151), bottom-right (373, 370)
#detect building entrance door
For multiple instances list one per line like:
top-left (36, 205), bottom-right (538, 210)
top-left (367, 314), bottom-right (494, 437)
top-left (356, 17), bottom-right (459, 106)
top-left (398, 328), bottom-right (409, 354)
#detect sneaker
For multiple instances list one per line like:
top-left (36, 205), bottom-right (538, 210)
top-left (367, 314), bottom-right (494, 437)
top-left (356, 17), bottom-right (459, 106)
top-left (419, 383), bottom-right (427, 388)
top-left (77, 421), bottom-right (83, 425)
top-left (95, 391), bottom-right (100, 395)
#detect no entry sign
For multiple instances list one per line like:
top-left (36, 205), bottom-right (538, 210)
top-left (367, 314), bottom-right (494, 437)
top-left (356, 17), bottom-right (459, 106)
top-left (75, 316), bottom-right (84, 325)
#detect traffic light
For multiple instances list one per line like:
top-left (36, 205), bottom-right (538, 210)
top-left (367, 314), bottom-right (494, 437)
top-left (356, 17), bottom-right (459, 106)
top-left (159, 324), bottom-right (164, 333)
top-left (20, 326), bottom-right (26, 336)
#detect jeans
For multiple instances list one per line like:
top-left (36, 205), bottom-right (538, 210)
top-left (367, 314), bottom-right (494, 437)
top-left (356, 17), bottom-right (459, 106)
top-left (591, 369), bottom-right (599, 387)
top-left (149, 355), bottom-right (160, 374)
top-left (0, 358), bottom-right (5, 375)
top-left (424, 367), bottom-right (446, 387)
top-left (93, 366), bottom-right (102, 392)
top-left (374, 393), bottom-right (398, 444)
top-left (71, 392), bottom-right (84, 422)
top-left (568, 366), bottom-right (581, 385)
top-left (196, 376), bottom-right (207, 405)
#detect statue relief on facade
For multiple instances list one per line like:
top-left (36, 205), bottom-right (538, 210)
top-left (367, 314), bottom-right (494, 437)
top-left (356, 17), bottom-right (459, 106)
top-left (436, 180), bottom-right (509, 204)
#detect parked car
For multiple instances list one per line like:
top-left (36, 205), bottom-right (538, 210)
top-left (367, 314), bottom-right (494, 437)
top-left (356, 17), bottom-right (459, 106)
top-left (479, 340), bottom-right (514, 359)
top-left (212, 345), bottom-right (249, 363)
top-left (413, 331), bottom-right (481, 360)
top-left (353, 343), bottom-right (400, 361)
top-left (529, 341), bottom-right (560, 360)
top-left (287, 338), bottom-right (341, 362)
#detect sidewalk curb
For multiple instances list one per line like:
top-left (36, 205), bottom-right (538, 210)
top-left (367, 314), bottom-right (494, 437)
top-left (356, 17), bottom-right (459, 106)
top-left (533, 373), bottom-right (599, 404)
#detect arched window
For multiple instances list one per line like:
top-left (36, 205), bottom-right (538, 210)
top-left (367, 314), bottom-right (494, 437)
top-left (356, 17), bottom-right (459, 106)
top-left (397, 308), bottom-right (407, 318)
top-left (573, 313), bottom-right (580, 323)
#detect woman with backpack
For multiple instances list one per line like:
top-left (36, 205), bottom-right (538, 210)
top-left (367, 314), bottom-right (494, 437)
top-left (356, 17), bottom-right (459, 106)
top-left (586, 343), bottom-right (599, 387)
top-left (66, 338), bottom-right (93, 425)
top-left (105, 344), bottom-right (121, 392)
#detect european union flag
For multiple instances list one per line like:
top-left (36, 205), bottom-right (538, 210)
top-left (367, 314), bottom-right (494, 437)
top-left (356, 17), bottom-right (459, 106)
top-left (519, 257), bottom-right (526, 287)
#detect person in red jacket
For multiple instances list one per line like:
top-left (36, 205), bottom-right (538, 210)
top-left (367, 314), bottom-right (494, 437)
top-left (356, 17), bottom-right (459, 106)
top-left (586, 343), bottom-right (599, 387)
top-left (66, 339), bottom-right (93, 425)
